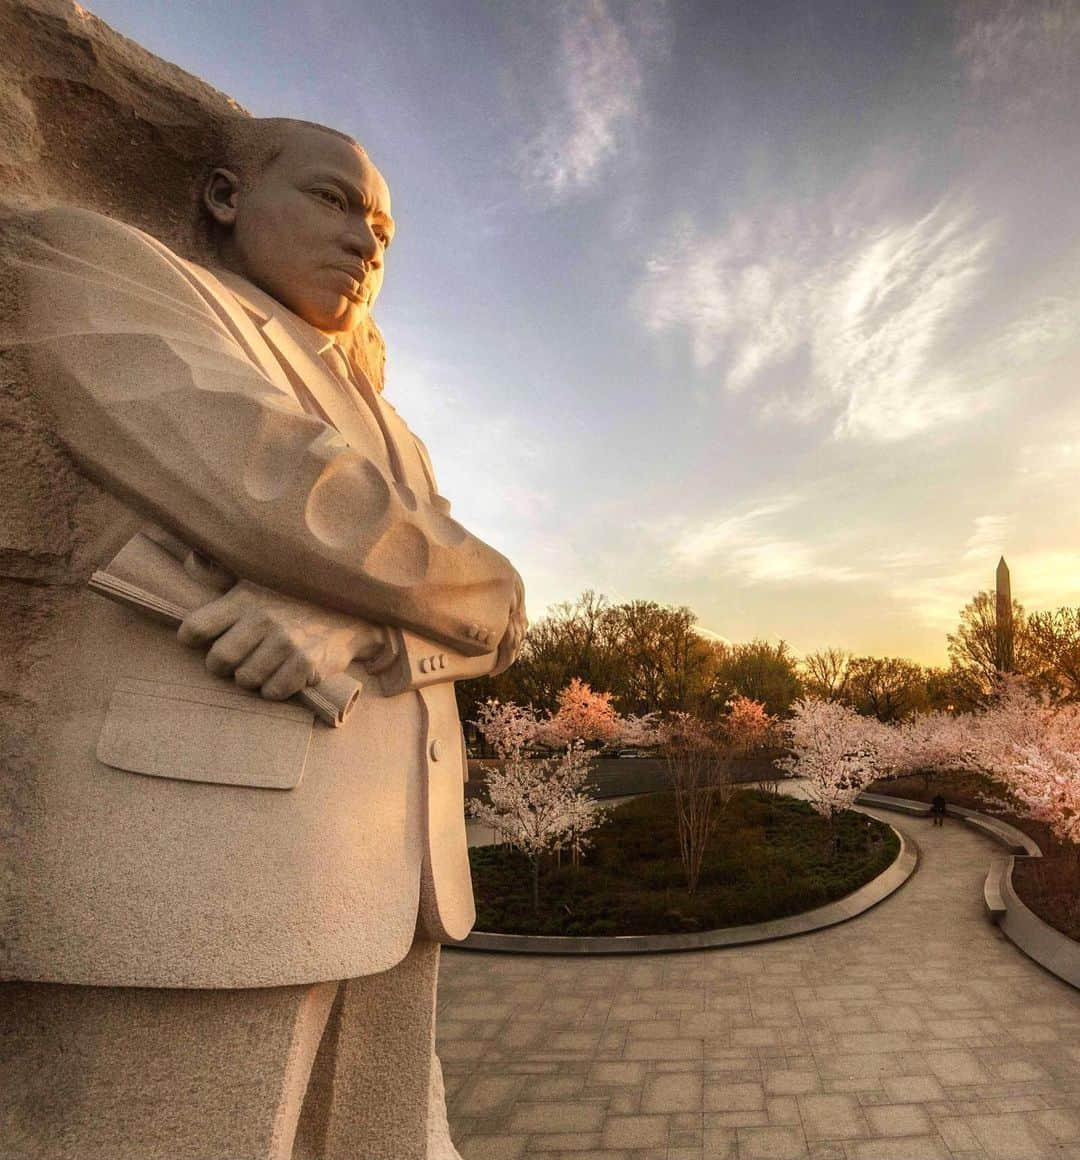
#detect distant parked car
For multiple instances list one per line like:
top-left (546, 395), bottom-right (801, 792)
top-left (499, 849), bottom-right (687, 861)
top-left (615, 750), bottom-right (646, 759)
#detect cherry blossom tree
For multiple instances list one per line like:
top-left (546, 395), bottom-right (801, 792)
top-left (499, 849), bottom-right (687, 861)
top-left (779, 697), bottom-right (887, 824)
top-left (839, 678), bottom-right (1079, 849)
top-left (876, 710), bottom-right (974, 789)
top-left (722, 695), bottom-right (783, 792)
top-left (961, 678), bottom-right (1080, 846)
top-left (721, 696), bottom-right (775, 757)
top-left (1006, 744), bottom-right (1080, 846)
top-left (616, 711), bottom-right (663, 750)
top-left (469, 699), bottom-right (609, 909)
top-left (473, 698), bottom-right (540, 757)
top-left (536, 677), bottom-right (622, 748)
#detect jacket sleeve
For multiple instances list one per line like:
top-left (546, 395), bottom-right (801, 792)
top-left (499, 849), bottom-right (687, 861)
top-left (377, 628), bottom-right (499, 695)
top-left (366, 433), bottom-right (504, 691)
top-left (12, 207), bottom-right (517, 656)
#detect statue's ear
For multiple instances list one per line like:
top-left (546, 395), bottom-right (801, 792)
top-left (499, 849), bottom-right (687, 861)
top-left (203, 168), bottom-right (241, 226)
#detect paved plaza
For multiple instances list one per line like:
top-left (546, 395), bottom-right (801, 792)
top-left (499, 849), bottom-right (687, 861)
top-left (437, 811), bottom-right (1080, 1160)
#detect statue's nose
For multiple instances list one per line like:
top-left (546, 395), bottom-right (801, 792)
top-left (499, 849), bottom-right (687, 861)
top-left (342, 224), bottom-right (381, 265)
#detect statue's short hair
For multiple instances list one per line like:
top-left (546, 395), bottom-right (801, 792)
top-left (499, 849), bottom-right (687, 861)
top-left (216, 116), bottom-right (366, 186)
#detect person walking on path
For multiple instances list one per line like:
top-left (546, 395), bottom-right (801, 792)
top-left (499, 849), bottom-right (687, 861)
top-left (931, 792), bottom-right (948, 827)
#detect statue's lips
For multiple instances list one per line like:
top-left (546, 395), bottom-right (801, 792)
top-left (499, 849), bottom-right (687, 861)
top-left (327, 264), bottom-right (370, 303)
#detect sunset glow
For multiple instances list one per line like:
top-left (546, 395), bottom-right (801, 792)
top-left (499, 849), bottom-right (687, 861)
top-left (88, 0), bottom-right (1080, 664)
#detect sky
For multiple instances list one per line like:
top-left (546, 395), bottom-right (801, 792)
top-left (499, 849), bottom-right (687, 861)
top-left (85, 0), bottom-right (1080, 665)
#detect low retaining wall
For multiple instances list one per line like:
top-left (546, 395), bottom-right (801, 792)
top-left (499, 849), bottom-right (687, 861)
top-left (994, 859), bottom-right (1080, 988)
top-left (457, 811), bottom-right (916, 956)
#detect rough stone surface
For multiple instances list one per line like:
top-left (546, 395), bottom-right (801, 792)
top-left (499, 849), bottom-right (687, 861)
top-left (0, 0), bottom-right (240, 242)
top-left (438, 812), bottom-right (1080, 1159)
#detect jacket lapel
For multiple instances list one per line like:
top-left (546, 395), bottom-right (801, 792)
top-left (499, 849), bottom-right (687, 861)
top-left (175, 261), bottom-right (296, 400)
top-left (257, 315), bottom-right (390, 456)
top-left (206, 267), bottom-right (431, 495)
top-left (372, 395), bottom-right (437, 499)
top-left (256, 308), bottom-right (434, 501)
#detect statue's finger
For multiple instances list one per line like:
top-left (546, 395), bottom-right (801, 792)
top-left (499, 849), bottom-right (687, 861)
top-left (177, 592), bottom-right (241, 646)
top-left (261, 653), bottom-right (314, 701)
top-left (233, 635), bottom-right (293, 689)
top-left (205, 620), bottom-right (265, 676)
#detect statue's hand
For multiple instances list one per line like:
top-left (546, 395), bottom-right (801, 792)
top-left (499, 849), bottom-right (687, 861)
top-left (178, 580), bottom-right (387, 700)
top-left (491, 572), bottom-right (527, 677)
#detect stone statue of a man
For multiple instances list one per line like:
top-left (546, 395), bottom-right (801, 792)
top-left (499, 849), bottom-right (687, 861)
top-left (1, 117), bottom-right (524, 1160)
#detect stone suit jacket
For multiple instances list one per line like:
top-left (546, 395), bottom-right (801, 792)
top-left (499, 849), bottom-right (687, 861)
top-left (4, 207), bottom-right (517, 988)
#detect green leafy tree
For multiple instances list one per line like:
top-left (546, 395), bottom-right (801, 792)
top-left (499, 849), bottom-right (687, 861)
top-left (800, 648), bottom-right (854, 701)
top-left (947, 591), bottom-right (1031, 701)
top-left (844, 656), bottom-right (928, 723)
top-left (605, 600), bottom-right (719, 716)
top-left (1026, 607), bottom-right (1080, 703)
top-left (922, 665), bottom-right (982, 713)
top-left (711, 639), bottom-right (802, 716)
top-left (456, 592), bottom-right (722, 724)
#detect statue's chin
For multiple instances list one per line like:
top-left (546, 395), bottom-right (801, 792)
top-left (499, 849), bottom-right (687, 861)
top-left (294, 294), bottom-right (368, 338)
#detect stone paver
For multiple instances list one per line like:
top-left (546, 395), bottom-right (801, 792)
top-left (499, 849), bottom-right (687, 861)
top-left (438, 810), bottom-right (1080, 1158)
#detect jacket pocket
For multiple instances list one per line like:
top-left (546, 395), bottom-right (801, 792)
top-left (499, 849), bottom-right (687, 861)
top-left (97, 677), bottom-right (313, 790)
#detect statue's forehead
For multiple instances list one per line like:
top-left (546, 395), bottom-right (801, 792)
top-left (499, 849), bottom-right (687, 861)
top-left (275, 130), bottom-right (386, 190)
top-left (269, 129), bottom-right (392, 218)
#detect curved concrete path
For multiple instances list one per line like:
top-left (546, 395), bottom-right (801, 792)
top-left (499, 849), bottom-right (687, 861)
top-left (436, 811), bottom-right (1080, 1160)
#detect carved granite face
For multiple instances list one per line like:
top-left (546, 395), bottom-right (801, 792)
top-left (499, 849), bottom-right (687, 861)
top-left (206, 126), bottom-right (395, 336)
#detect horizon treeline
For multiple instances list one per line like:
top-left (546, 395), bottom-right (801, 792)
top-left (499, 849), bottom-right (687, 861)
top-left (456, 589), bottom-right (1080, 726)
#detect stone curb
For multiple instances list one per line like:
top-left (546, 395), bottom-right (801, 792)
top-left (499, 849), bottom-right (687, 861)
top-left (856, 791), bottom-right (931, 816)
top-left (456, 811), bottom-right (917, 956)
top-left (995, 857), bottom-right (1080, 989)
top-left (861, 792), bottom-right (1079, 992)
top-left (855, 791), bottom-right (1041, 854)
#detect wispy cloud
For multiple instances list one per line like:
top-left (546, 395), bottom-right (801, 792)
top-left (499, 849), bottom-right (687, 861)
top-left (986, 296), bottom-right (1079, 369)
top-left (888, 569), bottom-right (985, 634)
top-left (517, 1), bottom-right (669, 202)
top-left (964, 514), bottom-right (1013, 561)
top-left (671, 497), bottom-right (868, 586)
top-left (955, 0), bottom-right (1080, 115)
top-left (671, 497), bottom-right (802, 565)
top-left (637, 196), bottom-right (997, 441)
top-left (890, 546), bottom-right (1080, 633)
top-left (888, 514), bottom-right (1016, 630)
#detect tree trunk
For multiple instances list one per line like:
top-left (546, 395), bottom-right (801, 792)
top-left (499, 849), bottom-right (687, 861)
top-left (531, 856), bottom-right (540, 912)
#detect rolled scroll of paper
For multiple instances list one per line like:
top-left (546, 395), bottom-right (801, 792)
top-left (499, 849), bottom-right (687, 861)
top-left (88, 532), bottom-right (362, 727)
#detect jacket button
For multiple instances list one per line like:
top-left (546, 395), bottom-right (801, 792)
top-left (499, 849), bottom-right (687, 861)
top-left (419, 656), bottom-right (430, 674)
top-left (430, 739), bottom-right (444, 762)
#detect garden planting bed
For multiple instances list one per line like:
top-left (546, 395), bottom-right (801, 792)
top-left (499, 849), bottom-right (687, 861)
top-left (468, 789), bottom-right (900, 938)
top-left (868, 773), bottom-right (1079, 942)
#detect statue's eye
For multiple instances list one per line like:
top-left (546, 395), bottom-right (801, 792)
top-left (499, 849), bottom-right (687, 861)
top-left (311, 187), bottom-right (347, 212)
top-left (374, 227), bottom-right (391, 248)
